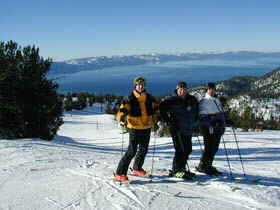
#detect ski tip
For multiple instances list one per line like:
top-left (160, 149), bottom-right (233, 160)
top-left (250, 178), bottom-right (261, 183)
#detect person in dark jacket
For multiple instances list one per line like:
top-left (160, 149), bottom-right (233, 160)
top-left (196, 82), bottom-right (226, 176)
top-left (159, 81), bottom-right (199, 179)
top-left (115, 76), bottom-right (158, 182)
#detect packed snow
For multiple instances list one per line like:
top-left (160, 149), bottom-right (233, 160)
top-left (1, 105), bottom-right (280, 210)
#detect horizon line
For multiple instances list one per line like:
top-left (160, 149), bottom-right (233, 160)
top-left (51, 49), bottom-right (280, 62)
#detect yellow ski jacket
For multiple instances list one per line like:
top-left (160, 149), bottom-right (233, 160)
top-left (117, 90), bottom-right (158, 130)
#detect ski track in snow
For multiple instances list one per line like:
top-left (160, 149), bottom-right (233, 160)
top-left (1, 106), bottom-right (280, 210)
top-left (67, 169), bottom-right (146, 209)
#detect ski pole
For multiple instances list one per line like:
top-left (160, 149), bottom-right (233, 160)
top-left (121, 126), bottom-right (125, 156)
top-left (232, 127), bottom-right (246, 177)
top-left (150, 130), bottom-right (157, 181)
top-left (212, 98), bottom-right (233, 178)
top-left (186, 161), bottom-right (190, 172)
top-left (196, 135), bottom-right (203, 152)
top-left (221, 135), bottom-right (233, 179)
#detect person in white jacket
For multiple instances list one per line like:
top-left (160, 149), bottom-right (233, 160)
top-left (196, 82), bottom-right (225, 176)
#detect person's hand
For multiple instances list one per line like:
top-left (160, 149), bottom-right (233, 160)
top-left (152, 122), bottom-right (159, 132)
top-left (119, 121), bottom-right (126, 128)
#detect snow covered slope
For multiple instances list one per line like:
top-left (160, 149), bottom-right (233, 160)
top-left (1, 105), bottom-right (280, 210)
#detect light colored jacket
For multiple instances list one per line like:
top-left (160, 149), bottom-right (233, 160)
top-left (199, 93), bottom-right (223, 115)
top-left (199, 93), bottom-right (225, 134)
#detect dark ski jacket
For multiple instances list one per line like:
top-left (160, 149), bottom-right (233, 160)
top-left (159, 93), bottom-right (199, 136)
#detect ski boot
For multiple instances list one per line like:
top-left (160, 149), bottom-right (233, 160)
top-left (196, 161), bottom-right (217, 176)
top-left (131, 169), bottom-right (148, 177)
top-left (114, 174), bottom-right (129, 182)
top-left (209, 166), bottom-right (222, 176)
top-left (172, 171), bottom-right (193, 180)
top-left (185, 170), bottom-right (196, 178)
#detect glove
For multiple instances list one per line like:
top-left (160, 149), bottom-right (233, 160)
top-left (161, 112), bottom-right (175, 127)
top-left (156, 121), bottom-right (168, 137)
top-left (119, 121), bottom-right (126, 128)
top-left (152, 123), bottom-right (159, 132)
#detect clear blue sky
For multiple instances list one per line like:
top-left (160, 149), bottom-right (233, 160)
top-left (1, 0), bottom-right (280, 60)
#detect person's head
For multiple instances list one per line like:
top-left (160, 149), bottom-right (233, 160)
top-left (133, 76), bottom-right (146, 93)
top-left (207, 82), bottom-right (216, 96)
top-left (176, 81), bottom-right (187, 97)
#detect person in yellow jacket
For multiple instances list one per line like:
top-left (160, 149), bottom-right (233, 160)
top-left (115, 76), bottom-right (158, 182)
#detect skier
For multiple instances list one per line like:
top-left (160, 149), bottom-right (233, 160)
top-left (196, 82), bottom-right (226, 175)
top-left (159, 81), bottom-right (199, 179)
top-left (114, 77), bottom-right (158, 182)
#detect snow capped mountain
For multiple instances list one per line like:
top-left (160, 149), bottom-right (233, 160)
top-left (50, 51), bottom-right (280, 75)
top-left (253, 68), bottom-right (280, 95)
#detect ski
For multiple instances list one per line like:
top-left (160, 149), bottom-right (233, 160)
top-left (232, 176), bottom-right (261, 183)
top-left (147, 169), bottom-right (172, 180)
top-left (128, 169), bottom-right (186, 183)
top-left (149, 169), bottom-right (198, 182)
top-left (195, 166), bottom-right (224, 177)
top-left (127, 168), bottom-right (159, 183)
top-left (112, 177), bottom-right (157, 185)
top-left (113, 171), bottom-right (151, 185)
top-left (194, 168), bottom-right (262, 184)
top-left (129, 173), bottom-right (152, 179)
top-left (112, 178), bottom-right (134, 185)
top-left (114, 168), bottom-right (261, 185)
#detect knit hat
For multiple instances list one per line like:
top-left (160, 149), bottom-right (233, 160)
top-left (207, 82), bottom-right (216, 90)
top-left (133, 76), bottom-right (146, 85)
top-left (176, 81), bottom-right (187, 89)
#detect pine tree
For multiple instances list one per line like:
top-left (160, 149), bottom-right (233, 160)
top-left (64, 93), bottom-right (73, 111)
top-left (228, 108), bottom-right (240, 127)
top-left (73, 93), bottom-right (87, 110)
top-left (105, 102), bottom-right (114, 114)
top-left (88, 94), bottom-right (95, 106)
top-left (240, 106), bottom-right (253, 131)
top-left (0, 41), bottom-right (63, 140)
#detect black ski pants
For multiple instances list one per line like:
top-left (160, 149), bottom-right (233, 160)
top-left (116, 128), bottom-right (151, 175)
top-left (200, 124), bottom-right (224, 165)
top-left (170, 127), bottom-right (192, 173)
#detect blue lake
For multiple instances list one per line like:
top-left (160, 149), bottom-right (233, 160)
top-left (49, 61), bottom-right (279, 96)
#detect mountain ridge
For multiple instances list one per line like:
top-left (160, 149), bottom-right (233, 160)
top-left (49, 51), bottom-right (280, 75)
top-left (189, 66), bottom-right (280, 99)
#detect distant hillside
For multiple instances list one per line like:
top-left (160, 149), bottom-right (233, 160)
top-left (190, 66), bottom-right (280, 99)
top-left (189, 67), bottom-right (280, 122)
top-left (216, 76), bottom-right (257, 96)
top-left (251, 67), bottom-right (280, 97)
top-left (49, 51), bottom-right (280, 75)
top-left (189, 76), bottom-right (257, 99)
